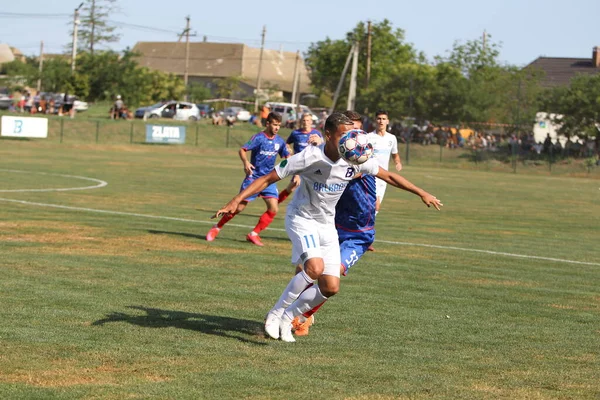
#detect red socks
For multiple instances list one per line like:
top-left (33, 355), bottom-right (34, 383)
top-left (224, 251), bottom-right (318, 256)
top-left (278, 189), bottom-right (290, 203)
top-left (253, 210), bottom-right (276, 234)
top-left (303, 300), bottom-right (325, 318)
top-left (217, 213), bottom-right (235, 229)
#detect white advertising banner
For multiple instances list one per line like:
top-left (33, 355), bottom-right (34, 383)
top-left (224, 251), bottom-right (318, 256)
top-left (1, 116), bottom-right (49, 138)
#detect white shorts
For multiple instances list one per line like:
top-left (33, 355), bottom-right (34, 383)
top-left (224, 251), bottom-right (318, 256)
top-left (285, 214), bottom-right (341, 278)
top-left (375, 176), bottom-right (388, 202)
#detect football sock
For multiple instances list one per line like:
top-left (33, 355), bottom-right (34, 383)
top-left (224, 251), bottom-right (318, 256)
top-left (252, 210), bottom-right (276, 234)
top-left (283, 286), bottom-right (328, 321)
top-left (302, 300), bottom-right (326, 318)
top-left (271, 270), bottom-right (314, 318)
top-left (216, 212), bottom-right (235, 229)
top-left (278, 189), bottom-right (290, 203)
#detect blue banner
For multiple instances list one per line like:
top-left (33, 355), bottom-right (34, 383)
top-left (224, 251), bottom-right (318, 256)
top-left (145, 125), bottom-right (186, 144)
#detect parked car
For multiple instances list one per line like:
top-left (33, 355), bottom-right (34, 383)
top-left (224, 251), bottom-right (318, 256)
top-left (73, 99), bottom-right (88, 112)
top-left (265, 102), bottom-right (319, 127)
top-left (134, 102), bottom-right (164, 118)
top-left (221, 106), bottom-right (251, 122)
top-left (196, 103), bottom-right (214, 118)
top-left (0, 93), bottom-right (11, 110)
top-left (136, 101), bottom-right (201, 121)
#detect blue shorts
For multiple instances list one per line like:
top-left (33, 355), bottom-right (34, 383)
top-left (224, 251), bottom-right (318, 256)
top-left (240, 176), bottom-right (278, 202)
top-left (337, 228), bottom-right (375, 276)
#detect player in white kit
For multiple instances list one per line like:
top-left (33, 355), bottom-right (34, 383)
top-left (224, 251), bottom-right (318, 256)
top-left (368, 109), bottom-right (403, 213)
top-left (213, 113), bottom-right (442, 342)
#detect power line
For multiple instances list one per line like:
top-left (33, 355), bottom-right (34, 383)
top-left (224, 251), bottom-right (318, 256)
top-left (107, 20), bottom-right (180, 35)
top-left (0, 12), bottom-right (70, 18)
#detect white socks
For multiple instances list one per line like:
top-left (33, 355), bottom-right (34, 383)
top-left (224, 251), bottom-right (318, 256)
top-left (283, 285), bottom-right (328, 321)
top-left (270, 270), bottom-right (314, 317)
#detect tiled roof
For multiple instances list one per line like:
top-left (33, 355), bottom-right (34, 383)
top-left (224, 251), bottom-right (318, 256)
top-left (525, 56), bottom-right (600, 88)
top-left (132, 41), bottom-right (311, 93)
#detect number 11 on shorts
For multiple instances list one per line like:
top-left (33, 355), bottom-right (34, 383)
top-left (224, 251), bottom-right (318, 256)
top-left (303, 234), bottom-right (317, 248)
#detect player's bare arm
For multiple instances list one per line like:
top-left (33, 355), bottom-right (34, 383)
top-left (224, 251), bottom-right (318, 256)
top-left (393, 153), bottom-right (403, 171)
top-left (375, 167), bottom-right (443, 210)
top-left (238, 148), bottom-right (254, 176)
top-left (213, 169), bottom-right (282, 218)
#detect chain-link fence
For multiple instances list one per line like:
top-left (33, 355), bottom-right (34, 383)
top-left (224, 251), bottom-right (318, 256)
top-left (1, 112), bottom-right (598, 177)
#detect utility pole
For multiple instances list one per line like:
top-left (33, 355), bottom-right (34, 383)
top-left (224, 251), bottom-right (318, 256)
top-left (37, 41), bottom-right (44, 92)
top-left (90, 0), bottom-right (96, 55)
top-left (347, 41), bottom-right (359, 111)
top-left (178, 16), bottom-right (196, 101)
top-left (482, 30), bottom-right (487, 52)
top-left (254, 25), bottom-right (266, 113)
top-left (365, 20), bottom-right (373, 115)
top-left (329, 43), bottom-right (355, 115)
top-left (291, 50), bottom-right (300, 106)
top-left (366, 20), bottom-right (372, 88)
top-left (184, 15), bottom-right (191, 99)
top-left (71, 2), bottom-right (84, 73)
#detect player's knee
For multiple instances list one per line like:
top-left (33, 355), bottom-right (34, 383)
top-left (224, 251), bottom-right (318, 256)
top-left (303, 260), bottom-right (324, 279)
top-left (319, 280), bottom-right (340, 297)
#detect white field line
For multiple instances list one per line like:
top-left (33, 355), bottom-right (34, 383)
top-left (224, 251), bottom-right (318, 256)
top-left (0, 169), bottom-right (107, 192)
top-left (1, 197), bottom-right (599, 267)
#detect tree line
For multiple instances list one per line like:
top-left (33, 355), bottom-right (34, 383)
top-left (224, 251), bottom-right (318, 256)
top-left (0, 3), bottom-right (598, 138)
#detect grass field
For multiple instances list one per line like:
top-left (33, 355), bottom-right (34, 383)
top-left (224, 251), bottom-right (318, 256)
top-left (0, 136), bottom-right (599, 399)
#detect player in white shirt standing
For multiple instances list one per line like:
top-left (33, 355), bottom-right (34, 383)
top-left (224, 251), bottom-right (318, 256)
top-left (213, 113), bottom-right (442, 342)
top-left (368, 109), bottom-right (403, 213)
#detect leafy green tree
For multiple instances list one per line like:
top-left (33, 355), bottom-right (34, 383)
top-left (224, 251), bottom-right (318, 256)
top-left (76, 0), bottom-right (120, 55)
top-left (540, 73), bottom-right (600, 138)
top-left (186, 83), bottom-right (212, 103)
top-left (305, 19), bottom-right (418, 113)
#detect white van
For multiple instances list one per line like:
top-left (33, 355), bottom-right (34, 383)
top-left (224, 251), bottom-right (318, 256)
top-left (265, 102), bottom-right (318, 127)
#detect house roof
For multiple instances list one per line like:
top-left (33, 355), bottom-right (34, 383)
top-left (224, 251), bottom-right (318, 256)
top-left (0, 43), bottom-right (16, 64)
top-left (132, 41), bottom-right (311, 93)
top-left (525, 56), bottom-right (600, 88)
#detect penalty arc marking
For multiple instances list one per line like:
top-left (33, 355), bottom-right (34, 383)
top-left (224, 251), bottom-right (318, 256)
top-left (0, 169), bottom-right (108, 192)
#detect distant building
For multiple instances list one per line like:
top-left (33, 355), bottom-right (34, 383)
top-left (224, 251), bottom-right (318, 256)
top-left (526, 46), bottom-right (600, 88)
top-left (131, 41), bottom-right (312, 101)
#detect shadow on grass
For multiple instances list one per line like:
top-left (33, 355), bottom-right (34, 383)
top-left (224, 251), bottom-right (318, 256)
top-left (148, 229), bottom-right (290, 244)
top-left (92, 306), bottom-right (268, 345)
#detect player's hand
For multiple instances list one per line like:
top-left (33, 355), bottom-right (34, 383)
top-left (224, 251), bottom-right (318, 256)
top-left (212, 200), bottom-right (239, 219)
top-left (395, 162), bottom-right (403, 171)
top-left (421, 193), bottom-right (443, 210)
top-left (244, 163), bottom-right (255, 176)
top-left (308, 134), bottom-right (323, 146)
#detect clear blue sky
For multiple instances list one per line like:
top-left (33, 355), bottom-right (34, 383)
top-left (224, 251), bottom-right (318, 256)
top-left (1, 0), bottom-right (598, 66)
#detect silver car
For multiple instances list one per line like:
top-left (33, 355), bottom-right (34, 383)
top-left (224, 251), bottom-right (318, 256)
top-left (143, 101), bottom-right (201, 121)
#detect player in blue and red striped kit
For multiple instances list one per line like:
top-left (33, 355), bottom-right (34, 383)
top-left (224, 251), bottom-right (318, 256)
top-left (277, 113), bottom-right (323, 204)
top-left (206, 112), bottom-right (290, 246)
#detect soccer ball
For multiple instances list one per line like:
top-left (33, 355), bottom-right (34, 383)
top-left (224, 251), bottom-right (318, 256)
top-left (338, 129), bottom-right (373, 165)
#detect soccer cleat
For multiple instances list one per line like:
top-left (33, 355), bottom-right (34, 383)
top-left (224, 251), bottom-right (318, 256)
top-left (206, 225), bottom-right (221, 242)
top-left (246, 233), bottom-right (264, 246)
top-left (264, 312), bottom-right (281, 340)
top-left (279, 318), bottom-right (296, 343)
top-left (292, 315), bottom-right (314, 336)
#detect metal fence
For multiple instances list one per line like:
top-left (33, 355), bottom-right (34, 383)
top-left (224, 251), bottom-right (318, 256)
top-left (1, 113), bottom-right (598, 177)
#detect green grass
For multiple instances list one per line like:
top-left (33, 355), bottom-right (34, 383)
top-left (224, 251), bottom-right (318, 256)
top-left (0, 139), bottom-right (599, 399)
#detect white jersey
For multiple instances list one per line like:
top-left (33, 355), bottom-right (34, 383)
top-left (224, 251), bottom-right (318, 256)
top-left (368, 131), bottom-right (398, 170)
top-left (275, 145), bottom-right (379, 225)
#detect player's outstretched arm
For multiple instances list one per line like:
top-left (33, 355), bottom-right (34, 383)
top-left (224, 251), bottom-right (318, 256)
top-left (212, 170), bottom-right (282, 218)
top-left (375, 167), bottom-right (443, 210)
top-left (238, 148), bottom-right (255, 176)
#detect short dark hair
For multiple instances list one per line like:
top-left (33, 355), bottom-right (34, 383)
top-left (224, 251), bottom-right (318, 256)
top-left (266, 112), bottom-right (282, 123)
top-left (375, 109), bottom-right (389, 118)
top-left (343, 110), bottom-right (362, 122)
top-left (324, 112), bottom-right (353, 133)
